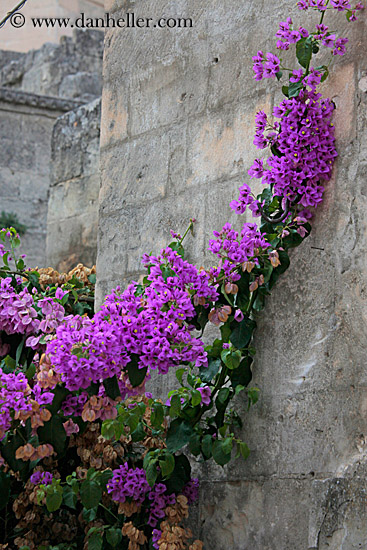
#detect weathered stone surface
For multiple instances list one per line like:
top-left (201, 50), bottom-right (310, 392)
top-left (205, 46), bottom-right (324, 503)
top-left (0, 97), bottom-right (66, 266)
top-left (95, 1), bottom-right (367, 548)
top-left (0, 29), bottom-right (103, 101)
top-left (47, 99), bottom-right (101, 271)
top-left (0, 30), bottom-right (103, 269)
top-left (0, 0), bottom-right (104, 52)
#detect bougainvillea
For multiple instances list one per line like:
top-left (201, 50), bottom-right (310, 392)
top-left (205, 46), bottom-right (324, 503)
top-left (0, 2), bottom-right (363, 549)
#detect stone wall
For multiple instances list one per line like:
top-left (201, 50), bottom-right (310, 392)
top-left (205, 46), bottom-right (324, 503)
top-left (0, 29), bottom-right (103, 268)
top-left (0, 0), bottom-right (104, 52)
top-left (96, 1), bottom-right (367, 548)
top-left (0, 29), bottom-right (103, 102)
top-left (47, 98), bottom-right (101, 272)
top-left (0, 89), bottom-right (82, 267)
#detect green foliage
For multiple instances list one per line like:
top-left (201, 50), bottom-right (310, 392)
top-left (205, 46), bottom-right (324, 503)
top-left (126, 354), bottom-right (148, 387)
top-left (80, 479), bottom-right (103, 510)
top-left (229, 318), bottom-right (256, 350)
top-left (0, 211), bottom-right (27, 235)
top-left (38, 416), bottom-right (67, 455)
top-left (296, 36), bottom-right (313, 69)
top-left (0, 470), bottom-right (10, 510)
top-left (166, 419), bottom-right (194, 453)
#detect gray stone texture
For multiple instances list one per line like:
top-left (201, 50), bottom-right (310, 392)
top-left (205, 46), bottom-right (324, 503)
top-left (0, 29), bottom-right (104, 102)
top-left (0, 29), bottom-right (103, 268)
top-left (0, 94), bottom-right (74, 266)
top-left (96, 1), bottom-right (367, 548)
top-left (47, 98), bottom-right (101, 271)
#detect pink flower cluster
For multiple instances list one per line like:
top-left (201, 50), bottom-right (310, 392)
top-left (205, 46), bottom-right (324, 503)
top-left (107, 464), bottom-right (176, 528)
top-left (0, 277), bottom-right (66, 353)
top-left (147, 483), bottom-right (176, 527)
top-left (232, 90), bottom-right (337, 217)
top-left (208, 222), bottom-right (270, 281)
top-left (107, 463), bottom-right (150, 504)
top-left (182, 478), bottom-right (199, 504)
top-left (48, 247), bottom-right (218, 393)
top-left (30, 471), bottom-right (53, 485)
top-left (0, 277), bottom-right (40, 337)
top-left (252, 51), bottom-right (281, 80)
top-left (276, 17), bottom-right (309, 49)
top-left (0, 370), bottom-right (31, 440)
top-left (298, 0), bottom-right (363, 18)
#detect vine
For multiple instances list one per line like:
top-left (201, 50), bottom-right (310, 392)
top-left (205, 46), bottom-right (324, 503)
top-left (0, 1), bottom-right (363, 549)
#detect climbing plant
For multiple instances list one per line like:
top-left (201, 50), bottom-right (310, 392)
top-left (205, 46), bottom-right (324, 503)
top-left (0, 1), bottom-right (363, 549)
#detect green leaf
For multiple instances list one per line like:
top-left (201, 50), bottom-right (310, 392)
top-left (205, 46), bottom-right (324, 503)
top-left (146, 460), bottom-right (159, 487)
top-left (101, 419), bottom-right (116, 440)
top-left (296, 36), bottom-right (312, 69)
top-left (283, 229), bottom-right (304, 248)
top-left (88, 273), bottom-right (97, 285)
top-left (47, 385), bottom-right (69, 415)
top-left (229, 355), bottom-right (253, 389)
top-left (220, 349), bottom-right (241, 370)
top-left (131, 422), bottom-right (146, 442)
top-left (83, 507), bottom-right (97, 522)
top-left (103, 375), bottom-right (121, 400)
top-left (164, 454), bottom-right (191, 494)
top-left (321, 67), bottom-right (329, 83)
top-left (25, 363), bottom-right (36, 381)
top-left (126, 412), bottom-right (139, 433)
top-left (16, 258), bottom-right (25, 271)
top-left (281, 85), bottom-right (289, 97)
top-left (0, 432), bottom-right (28, 477)
top-left (0, 470), bottom-right (10, 510)
top-left (240, 442), bottom-right (251, 460)
top-left (151, 402), bottom-right (164, 428)
top-left (168, 241), bottom-right (185, 258)
top-left (253, 292), bottom-right (266, 312)
top-left (247, 387), bottom-right (260, 409)
top-left (61, 292), bottom-right (70, 306)
top-left (80, 480), bottom-right (102, 510)
top-left (2, 354), bottom-right (16, 373)
top-left (269, 249), bottom-right (290, 289)
top-left (88, 532), bottom-right (103, 550)
top-left (175, 368), bottom-right (186, 385)
top-left (206, 339), bottom-right (224, 359)
top-left (201, 434), bottom-right (213, 459)
top-left (161, 265), bottom-right (176, 281)
top-left (288, 81), bottom-right (304, 98)
top-left (220, 282), bottom-right (234, 306)
top-left (275, 70), bottom-right (283, 81)
top-left (126, 354), bottom-right (148, 387)
top-left (199, 357), bottom-right (221, 383)
top-left (220, 323), bottom-right (231, 342)
top-left (189, 433), bottom-right (201, 456)
top-left (166, 419), bottom-right (194, 453)
top-left (221, 437), bottom-right (233, 455)
top-left (106, 528), bottom-right (122, 548)
top-left (159, 452), bottom-right (175, 478)
top-left (63, 485), bottom-right (77, 509)
top-left (191, 389), bottom-right (202, 407)
top-left (217, 388), bottom-right (230, 406)
top-left (46, 489), bottom-right (63, 513)
top-left (38, 416), bottom-right (67, 455)
top-left (169, 394), bottom-right (182, 417)
top-left (230, 317), bottom-right (256, 349)
top-left (96, 469), bottom-right (113, 490)
top-left (212, 440), bottom-right (232, 466)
